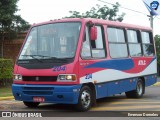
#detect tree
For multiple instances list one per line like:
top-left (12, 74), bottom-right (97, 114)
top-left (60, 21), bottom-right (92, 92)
top-left (155, 35), bottom-right (160, 65)
top-left (0, 0), bottom-right (30, 57)
top-left (65, 2), bottom-right (125, 22)
top-left (155, 35), bottom-right (160, 75)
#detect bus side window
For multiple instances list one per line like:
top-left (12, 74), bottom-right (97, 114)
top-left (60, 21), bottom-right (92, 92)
top-left (107, 27), bottom-right (128, 58)
top-left (127, 30), bottom-right (142, 57)
top-left (141, 31), bottom-right (154, 56)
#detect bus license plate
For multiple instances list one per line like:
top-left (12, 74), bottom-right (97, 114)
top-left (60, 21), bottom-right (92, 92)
top-left (33, 97), bottom-right (45, 102)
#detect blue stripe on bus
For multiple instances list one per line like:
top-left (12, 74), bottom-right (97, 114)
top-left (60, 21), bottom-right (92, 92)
top-left (85, 59), bottom-right (134, 71)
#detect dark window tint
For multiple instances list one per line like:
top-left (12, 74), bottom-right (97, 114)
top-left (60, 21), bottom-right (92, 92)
top-left (143, 44), bottom-right (154, 56)
top-left (141, 32), bottom-right (154, 56)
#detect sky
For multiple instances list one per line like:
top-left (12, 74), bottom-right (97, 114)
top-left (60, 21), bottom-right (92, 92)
top-left (17, 0), bottom-right (160, 35)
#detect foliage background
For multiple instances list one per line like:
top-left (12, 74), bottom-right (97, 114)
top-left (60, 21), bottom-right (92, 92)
top-left (0, 59), bottom-right (13, 86)
top-left (155, 35), bottom-right (160, 73)
top-left (65, 3), bottom-right (125, 22)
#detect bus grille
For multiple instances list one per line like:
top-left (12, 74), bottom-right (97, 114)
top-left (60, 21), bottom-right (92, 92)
top-left (22, 76), bottom-right (57, 82)
top-left (23, 87), bottom-right (54, 95)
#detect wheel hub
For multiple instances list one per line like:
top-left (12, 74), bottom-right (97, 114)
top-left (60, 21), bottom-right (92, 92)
top-left (137, 82), bottom-right (143, 95)
top-left (81, 90), bottom-right (91, 108)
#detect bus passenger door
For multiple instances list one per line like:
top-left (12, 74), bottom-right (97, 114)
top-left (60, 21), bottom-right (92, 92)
top-left (79, 24), bottom-right (108, 99)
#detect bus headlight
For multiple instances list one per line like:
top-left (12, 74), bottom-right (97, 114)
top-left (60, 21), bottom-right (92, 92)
top-left (13, 74), bottom-right (22, 80)
top-left (58, 74), bottom-right (76, 82)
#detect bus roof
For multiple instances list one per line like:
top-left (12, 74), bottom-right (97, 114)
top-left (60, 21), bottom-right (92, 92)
top-left (32, 18), bottom-right (152, 31)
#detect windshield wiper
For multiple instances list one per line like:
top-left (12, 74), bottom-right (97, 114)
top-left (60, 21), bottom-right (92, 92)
top-left (46, 57), bottom-right (68, 62)
top-left (21, 55), bottom-right (45, 62)
top-left (21, 55), bottom-right (71, 63)
top-left (22, 55), bottom-right (52, 58)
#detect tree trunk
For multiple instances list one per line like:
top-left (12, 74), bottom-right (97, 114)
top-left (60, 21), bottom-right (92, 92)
top-left (157, 65), bottom-right (160, 76)
top-left (1, 25), bottom-right (4, 58)
top-left (1, 37), bottom-right (4, 58)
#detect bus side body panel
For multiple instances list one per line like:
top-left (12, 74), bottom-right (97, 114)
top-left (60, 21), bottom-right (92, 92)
top-left (79, 57), bottom-right (157, 99)
top-left (79, 20), bottom-right (157, 99)
top-left (95, 78), bottom-right (137, 99)
top-left (145, 75), bottom-right (157, 86)
top-left (79, 57), bottom-right (157, 84)
top-left (94, 75), bottom-right (157, 99)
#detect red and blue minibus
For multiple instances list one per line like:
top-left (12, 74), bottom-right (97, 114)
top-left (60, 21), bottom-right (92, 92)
top-left (12, 18), bottom-right (157, 111)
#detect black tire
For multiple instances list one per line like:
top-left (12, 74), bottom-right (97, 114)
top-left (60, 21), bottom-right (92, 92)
top-left (75, 86), bottom-right (93, 112)
top-left (125, 79), bottom-right (144, 98)
top-left (23, 101), bottom-right (40, 108)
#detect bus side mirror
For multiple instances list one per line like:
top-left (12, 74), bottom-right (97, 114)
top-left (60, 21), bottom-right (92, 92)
top-left (90, 26), bottom-right (97, 41)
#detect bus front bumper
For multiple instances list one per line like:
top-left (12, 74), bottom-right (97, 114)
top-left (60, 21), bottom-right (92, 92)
top-left (12, 84), bottom-right (81, 104)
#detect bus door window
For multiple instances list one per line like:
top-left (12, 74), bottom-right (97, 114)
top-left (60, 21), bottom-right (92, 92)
top-left (90, 26), bottom-right (106, 58)
top-left (81, 27), bottom-right (92, 58)
top-left (81, 25), bottom-right (106, 59)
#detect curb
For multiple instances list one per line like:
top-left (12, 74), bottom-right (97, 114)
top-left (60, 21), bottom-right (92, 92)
top-left (0, 96), bottom-right (14, 100)
top-left (154, 82), bottom-right (160, 86)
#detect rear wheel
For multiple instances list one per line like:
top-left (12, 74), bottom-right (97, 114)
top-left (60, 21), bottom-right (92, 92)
top-left (125, 79), bottom-right (144, 98)
top-left (23, 101), bottom-right (40, 108)
top-left (75, 86), bottom-right (93, 112)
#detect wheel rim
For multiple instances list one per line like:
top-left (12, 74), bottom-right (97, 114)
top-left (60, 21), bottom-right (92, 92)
top-left (81, 90), bottom-right (91, 108)
top-left (137, 81), bottom-right (143, 95)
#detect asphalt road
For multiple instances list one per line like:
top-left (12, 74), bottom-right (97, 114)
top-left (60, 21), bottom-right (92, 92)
top-left (0, 84), bottom-right (160, 117)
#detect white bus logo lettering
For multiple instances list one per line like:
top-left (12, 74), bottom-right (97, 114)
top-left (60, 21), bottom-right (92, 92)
top-left (138, 60), bottom-right (146, 65)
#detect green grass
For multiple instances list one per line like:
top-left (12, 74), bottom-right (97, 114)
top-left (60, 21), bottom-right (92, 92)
top-left (0, 86), bottom-right (12, 97)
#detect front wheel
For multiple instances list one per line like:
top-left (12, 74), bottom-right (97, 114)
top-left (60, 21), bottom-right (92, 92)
top-left (75, 86), bottom-right (93, 112)
top-left (125, 79), bottom-right (144, 98)
top-left (23, 101), bottom-right (40, 108)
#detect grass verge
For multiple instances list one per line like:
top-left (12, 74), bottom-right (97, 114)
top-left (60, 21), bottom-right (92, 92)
top-left (0, 86), bottom-right (12, 97)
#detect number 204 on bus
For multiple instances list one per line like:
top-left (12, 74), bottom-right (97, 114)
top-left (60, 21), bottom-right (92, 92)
top-left (12, 18), bottom-right (157, 111)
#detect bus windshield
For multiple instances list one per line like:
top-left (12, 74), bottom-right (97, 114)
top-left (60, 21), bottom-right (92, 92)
top-left (19, 22), bottom-right (81, 60)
